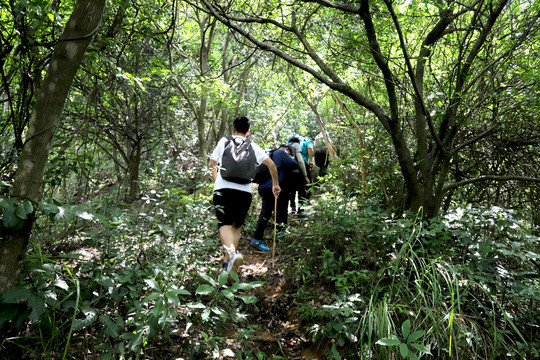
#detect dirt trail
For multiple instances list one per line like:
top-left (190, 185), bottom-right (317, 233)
top-left (233, 236), bottom-right (326, 359)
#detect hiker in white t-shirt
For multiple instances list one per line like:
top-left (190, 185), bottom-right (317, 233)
top-left (208, 116), bottom-right (280, 283)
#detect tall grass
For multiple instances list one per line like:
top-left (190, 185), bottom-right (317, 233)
top-left (291, 193), bottom-right (537, 359)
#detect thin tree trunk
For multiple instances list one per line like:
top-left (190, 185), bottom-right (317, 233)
top-left (0, 0), bottom-right (106, 293)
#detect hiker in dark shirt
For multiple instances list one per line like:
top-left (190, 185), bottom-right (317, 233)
top-left (251, 144), bottom-right (299, 251)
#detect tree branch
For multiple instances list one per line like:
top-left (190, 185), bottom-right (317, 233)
top-left (443, 175), bottom-right (540, 193)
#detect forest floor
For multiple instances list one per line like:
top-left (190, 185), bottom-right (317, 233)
top-left (233, 239), bottom-right (325, 359)
top-left (217, 227), bottom-right (327, 360)
top-left (176, 214), bottom-right (329, 360)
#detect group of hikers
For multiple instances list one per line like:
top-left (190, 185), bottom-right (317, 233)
top-left (208, 116), bottom-right (334, 283)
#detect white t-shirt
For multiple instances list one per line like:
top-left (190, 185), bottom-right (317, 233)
top-left (210, 135), bottom-right (269, 193)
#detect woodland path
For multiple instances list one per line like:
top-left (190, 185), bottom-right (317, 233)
top-left (229, 221), bottom-right (328, 360)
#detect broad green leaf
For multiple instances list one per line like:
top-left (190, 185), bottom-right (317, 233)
top-left (142, 293), bottom-right (160, 304)
top-left (52, 280), bottom-right (69, 291)
top-left (144, 278), bottom-right (161, 292)
top-left (153, 298), bottom-right (164, 317)
top-left (407, 330), bottom-right (425, 343)
top-left (0, 197), bottom-right (10, 208)
top-left (211, 306), bottom-right (228, 320)
top-left (217, 271), bottom-right (228, 286)
top-left (15, 201), bottom-right (33, 219)
top-left (167, 289), bottom-right (191, 296)
top-left (99, 315), bottom-right (121, 338)
top-left (157, 223), bottom-right (175, 236)
top-left (54, 206), bottom-right (69, 221)
top-left (201, 308), bottom-right (211, 321)
top-left (376, 335), bottom-right (401, 347)
top-left (28, 296), bottom-right (46, 322)
top-left (331, 344), bottom-right (342, 360)
top-left (402, 319), bottom-right (411, 340)
top-left (195, 284), bottom-right (214, 295)
top-left (221, 289), bottom-right (234, 300)
top-left (1, 287), bottom-right (32, 303)
top-left (222, 349), bottom-right (235, 357)
top-left (127, 329), bottom-right (144, 351)
top-left (166, 292), bottom-right (180, 306)
top-left (185, 302), bottom-right (205, 309)
top-left (411, 343), bottom-right (430, 353)
top-left (73, 306), bottom-right (98, 331)
top-left (231, 280), bottom-right (264, 290)
top-left (199, 273), bottom-right (216, 287)
top-left (400, 343), bottom-right (409, 357)
top-left (237, 294), bottom-right (258, 304)
top-left (3, 206), bottom-right (21, 229)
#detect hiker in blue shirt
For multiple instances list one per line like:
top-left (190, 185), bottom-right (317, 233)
top-left (251, 144), bottom-right (299, 251)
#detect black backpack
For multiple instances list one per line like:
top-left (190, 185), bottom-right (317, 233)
top-left (220, 136), bottom-right (256, 184)
top-left (253, 149), bottom-right (277, 184)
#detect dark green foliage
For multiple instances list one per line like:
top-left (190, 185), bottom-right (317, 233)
top-left (285, 181), bottom-right (539, 359)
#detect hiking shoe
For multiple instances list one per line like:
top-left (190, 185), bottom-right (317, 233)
top-left (250, 238), bottom-right (270, 252)
top-left (227, 252), bottom-right (244, 276)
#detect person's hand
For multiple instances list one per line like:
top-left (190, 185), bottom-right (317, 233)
top-left (304, 176), bottom-right (310, 185)
top-left (309, 161), bottom-right (314, 169)
top-left (272, 184), bottom-right (281, 197)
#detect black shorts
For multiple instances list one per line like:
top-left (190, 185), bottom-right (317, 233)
top-left (213, 189), bottom-right (253, 228)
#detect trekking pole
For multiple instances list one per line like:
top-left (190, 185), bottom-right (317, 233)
top-left (272, 194), bottom-right (278, 267)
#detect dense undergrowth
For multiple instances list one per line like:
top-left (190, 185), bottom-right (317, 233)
top-left (0, 159), bottom-right (539, 359)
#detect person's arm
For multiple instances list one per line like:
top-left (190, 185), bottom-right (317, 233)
top-left (208, 159), bottom-right (218, 181)
top-left (308, 143), bottom-right (314, 169)
top-left (262, 157), bottom-right (281, 197)
top-left (295, 152), bottom-right (310, 184)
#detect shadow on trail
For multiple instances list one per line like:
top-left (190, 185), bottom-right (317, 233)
top-left (233, 236), bottom-right (327, 359)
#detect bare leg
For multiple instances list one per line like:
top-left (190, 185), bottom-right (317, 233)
top-left (219, 225), bottom-right (236, 261)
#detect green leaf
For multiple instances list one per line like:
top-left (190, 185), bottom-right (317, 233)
top-left (144, 278), bottom-right (161, 292)
top-left (218, 271), bottom-right (228, 286)
top-left (237, 294), bottom-right (258, 304)
top-left (231, 280), bottom-right (264, 290)
top-left (3, 206), bottom-right (21, 229)
top-left (1, 287), bottom-right (32, 303)
top-left (221, 289), bottom-right (234, 300)
top-left (142, 293), bottom-right (160, 303)
top-left (402, 319), bottom-right (411, 340)
top-left (166, 292), bottom-right (180, 306)
top-left (73, 306), bottom-right (98, 331)
top-left (201, 308), bottom-right (211, 321)
top-left (400, 343), bottom-right (409, 357)
top-left (167, 288), bottom-right (191, 296)
top-left (222, 349), bottom-right (235, 357)
top-left (199, 273), bottom-right (216, 287)
top-left (157, 223), bottom-right (175, 236)
top-left (195, 284), bottom-right (215, 295)
top-left (407, 330), bottom-right (425, 343)
top-left (410, 343), bottom-right (430, 354)
top-left (52, 280), bottom-right (69, 291)
top-left (99, 315), bottom-right (121, 338)
top-left (54, 206), bottom-right (70, 221)
top-left (0, 197), bottom-right (10, 208)
top-left (331, 344), bottom-right (342, 360)
top-left (376, 335), bottom-right (401, 347)
top-left (211, 306), bottom-right (228, 320)
top-left (28, 295), bottom-right (46, 322)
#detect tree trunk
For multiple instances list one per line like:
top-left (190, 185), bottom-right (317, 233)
top-left (0, 0), bottom-right (106, 293)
